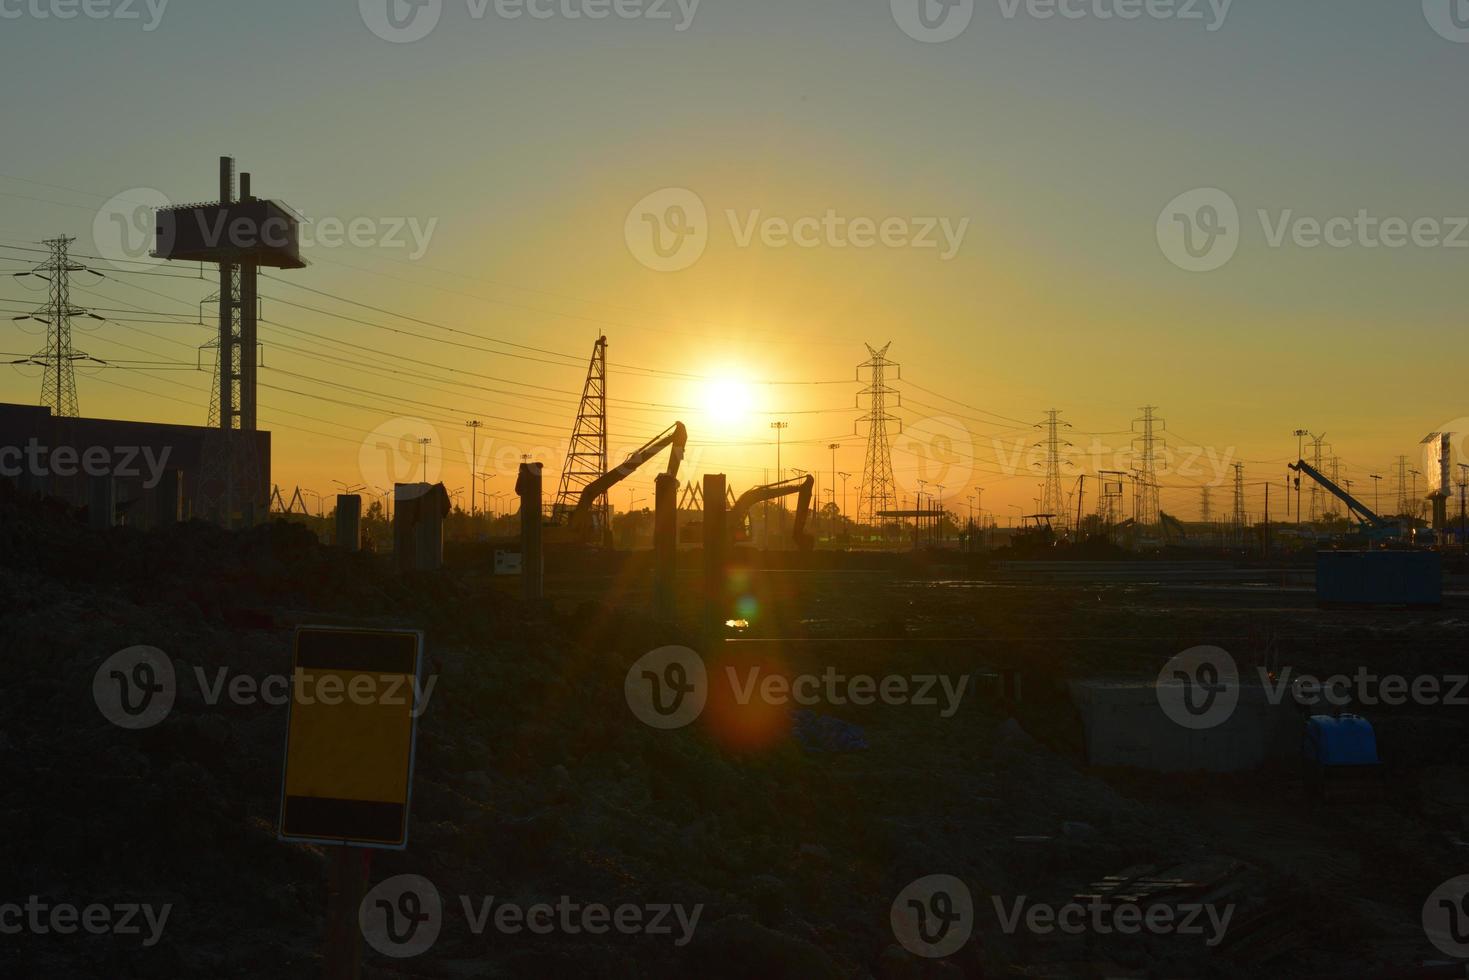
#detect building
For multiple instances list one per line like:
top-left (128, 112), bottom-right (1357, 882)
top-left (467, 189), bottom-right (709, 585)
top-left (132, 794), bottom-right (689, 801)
top-left (0, 402), bottom-right (270, 527)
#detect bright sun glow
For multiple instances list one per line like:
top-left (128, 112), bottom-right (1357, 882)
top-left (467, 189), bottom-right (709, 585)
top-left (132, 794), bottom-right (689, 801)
top-left (703, 377), bottom-right (754, 428)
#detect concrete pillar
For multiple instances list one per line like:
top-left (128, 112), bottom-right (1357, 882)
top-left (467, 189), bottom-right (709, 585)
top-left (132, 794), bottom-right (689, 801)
top-left (393, 484), bottom-right (418, 571)
top-left (393, 483), bottom-right (446, 571)
top-left (153, 469), bottom-right (183, 527)
top-left (654, 473), bottom-right (678, 618)
top-left (415, 487), bottom-right (445, 570)
top-left (516, 463), bottom-right (544, 602)
top-left (703, 473), bottom-right (727, 643)
top-left (335, 494), bottom-right (362, 552)
top-left (89, 476), bottom-right (116, 530)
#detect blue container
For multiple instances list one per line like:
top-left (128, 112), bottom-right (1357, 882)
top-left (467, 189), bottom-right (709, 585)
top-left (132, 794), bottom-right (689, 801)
top-left (1315, 550), bottom-right (1441, 607)
top-left (1303, 715), bottom-right (1379, 767)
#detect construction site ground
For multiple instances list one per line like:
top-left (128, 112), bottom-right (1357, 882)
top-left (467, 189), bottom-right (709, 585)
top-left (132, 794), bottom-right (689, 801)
top-left (4, 498), bottom-right (1466, 977)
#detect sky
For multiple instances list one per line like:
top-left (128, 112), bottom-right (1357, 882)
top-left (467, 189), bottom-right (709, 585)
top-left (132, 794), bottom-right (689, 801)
top-left (2, 0), bottom-right (1467, 523)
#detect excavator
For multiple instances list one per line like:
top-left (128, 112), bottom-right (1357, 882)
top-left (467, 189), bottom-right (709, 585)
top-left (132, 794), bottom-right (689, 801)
top-left (727, 474), bottom-right (815, 551)
top-left (547, 422), bottom-right (687, 547)
top-left (1158, 511), bottom-right (1188, 546)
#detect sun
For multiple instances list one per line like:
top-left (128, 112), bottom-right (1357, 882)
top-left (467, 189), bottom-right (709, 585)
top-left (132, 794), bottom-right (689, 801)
top-left (703, 377), bottom-right (754, 429)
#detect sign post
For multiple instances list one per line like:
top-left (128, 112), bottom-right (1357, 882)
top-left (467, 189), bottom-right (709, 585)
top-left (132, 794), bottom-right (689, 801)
top-left (277, 626), bottom-right (426, 979)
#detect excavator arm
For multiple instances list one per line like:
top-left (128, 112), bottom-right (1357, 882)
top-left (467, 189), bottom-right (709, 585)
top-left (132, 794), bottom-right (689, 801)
top-left (566, 422), bottom-right (687, 541)
top-left (728, 475), bottom-right (815, 551)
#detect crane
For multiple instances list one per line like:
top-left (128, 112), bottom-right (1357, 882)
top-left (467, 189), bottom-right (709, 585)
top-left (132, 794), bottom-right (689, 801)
top-left (1288, 458), bottom-right (1391, 531)
top-left (728, 475), bottom-right (815, 551)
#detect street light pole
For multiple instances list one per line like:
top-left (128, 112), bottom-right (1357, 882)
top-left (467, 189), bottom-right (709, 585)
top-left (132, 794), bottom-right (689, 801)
top-left (1292, 429), bottom-right (1308, 521)
top-left (838, 471), bottom-right (851, 543)
top-left (465, 420), bottom-right (482, 517)
top-left (771, 422), bottom-right (789, 510)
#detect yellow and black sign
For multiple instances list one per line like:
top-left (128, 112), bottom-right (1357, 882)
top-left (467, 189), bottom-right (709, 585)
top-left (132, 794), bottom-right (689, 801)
top-left (277, 627), bottom-right (425, 849)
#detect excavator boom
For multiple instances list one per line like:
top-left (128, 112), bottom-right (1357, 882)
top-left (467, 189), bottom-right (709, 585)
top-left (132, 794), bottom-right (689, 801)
top-left (728, 475), bottom-right (815, 551)
top-left (565, 422), bottom-right (687, 541)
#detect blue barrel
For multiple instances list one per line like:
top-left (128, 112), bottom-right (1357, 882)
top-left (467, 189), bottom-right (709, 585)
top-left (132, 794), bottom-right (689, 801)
top-left (1303, 715), bottom-right (1379, 767)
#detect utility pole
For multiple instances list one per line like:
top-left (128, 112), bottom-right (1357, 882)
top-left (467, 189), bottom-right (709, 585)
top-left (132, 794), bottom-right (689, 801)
top-left (1370, 473), bottom-right (1382, 515)
top-left (465, 420), bottom-right (482, 517)
top-left (828, 442), bottom-right (840, 542)
top-left (1263, 482), bottom-right (1270, 559)
top-left (418, 438), bottom-right (432, 480)
top-left (1232, 463), bottom-right (1246, 547)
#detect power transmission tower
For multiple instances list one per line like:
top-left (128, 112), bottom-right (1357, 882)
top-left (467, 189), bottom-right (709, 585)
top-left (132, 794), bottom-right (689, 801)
top-left (1232, 463), bottom-right (1246, 545)
top-left (1131, 406), bottom-right (1164, 527)
top-left (17, 237), bottom-right (101, 417)
top-left (1396, 455), bottom-right (1410, 516)
top-left (554, 335), bottom-right (610, 533)
top-left (855, 343), bottom-right (901, 533)
top-left (1035, 409), bottom-right (1072, 529)
top-left (1200, 486), bottom-right (1211, 522)
top-left (1308, 433), bottom-right (1327, 521)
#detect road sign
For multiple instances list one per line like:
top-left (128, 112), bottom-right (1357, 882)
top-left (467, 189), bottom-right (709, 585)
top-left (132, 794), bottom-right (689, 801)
top-left (278, 626), bottom-right (425, 849)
